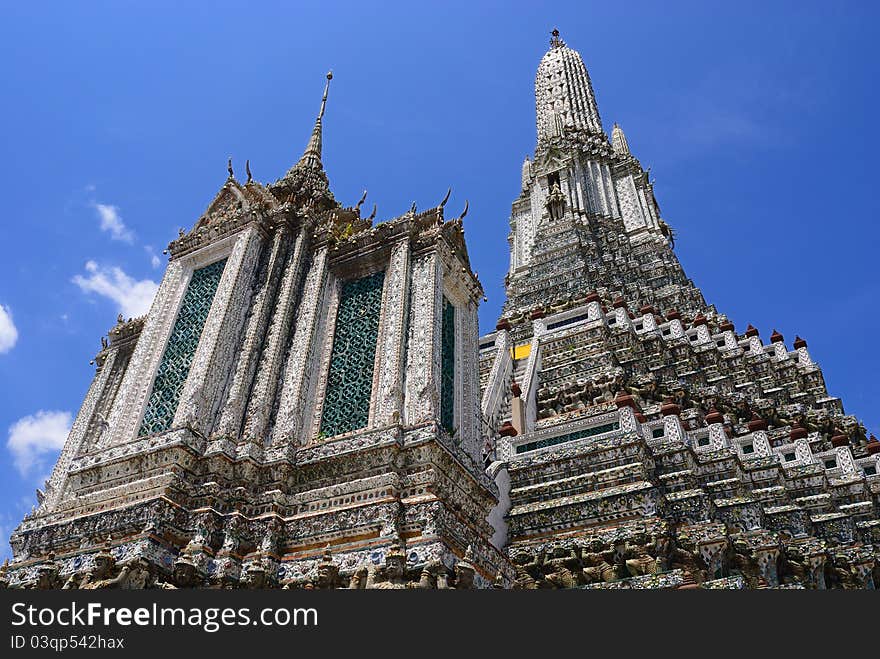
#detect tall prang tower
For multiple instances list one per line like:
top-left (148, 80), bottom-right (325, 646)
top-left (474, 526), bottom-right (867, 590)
top-left (503, 29), bottom-right (705, 322)
top-left (7, 73), bottom-right (510, 589)
top-left (478, 30), bottom-right (880, 589)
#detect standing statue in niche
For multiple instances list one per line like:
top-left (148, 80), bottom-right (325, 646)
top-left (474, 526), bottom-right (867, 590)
top-left (546, 178), bottom-right (566, 221)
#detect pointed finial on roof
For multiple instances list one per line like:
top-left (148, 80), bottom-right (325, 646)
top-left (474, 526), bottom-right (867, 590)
top-left (245, 159), bottom-right (252, 183)
top-left (550, 28), bottom-right (564, 49)
top-left (296, 71), bottom-right (333, 170)
top-left (319, 70), bottom-right (332, 120)
top-left (356, 189), bottom-right (367, 211)
top-left (227, 157), bottom-right (234, 179)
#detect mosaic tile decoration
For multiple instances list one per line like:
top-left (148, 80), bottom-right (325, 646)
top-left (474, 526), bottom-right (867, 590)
top-left (138, 259), bottom-right (227, 436)
top-left (320, 271), bottom-right (385, 438)
top-left (440, 297), bottom-right (455, 433)
top-left (515, 421), bottom-right (620, 454)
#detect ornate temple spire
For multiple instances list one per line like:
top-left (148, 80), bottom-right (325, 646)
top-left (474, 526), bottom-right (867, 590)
top-left (270, 71), bottom-right (337, 208)
top-left (535, 29), bottom-right (603, 144)
top-left (297, 71), bottom-right (333, 170)
top-left (611, 123), bottom-right (630, 155)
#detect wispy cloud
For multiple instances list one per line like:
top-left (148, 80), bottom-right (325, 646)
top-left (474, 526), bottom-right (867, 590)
top-left (0, 305), bottom-right (18, 354)
top-left (6, 410), bottom-right (72, 479)
top-left (91, 202), bottom-right (134, 243)
top-left (646, 67), bottom-right (815, 163)
top-left (144, 245), bottom-right (162, 269)
top-left (72, 261), bottom-right (159, 318)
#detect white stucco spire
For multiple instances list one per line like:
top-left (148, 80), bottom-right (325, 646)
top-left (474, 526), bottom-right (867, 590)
top-left (535, 29), bottom-right (603, 144)
top-left (611, 123), bottom-right (630, 155)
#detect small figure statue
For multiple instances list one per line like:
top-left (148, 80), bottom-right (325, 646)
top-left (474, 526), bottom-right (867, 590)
top-left (649, 533), bottom-right (674, 572)
top-left (258, 518), bottom-right (283, 557)
top-left (347, 567), bottom-right (367, 589)
top-left (313, 546), bottom-right (345, 589)
top-left (542, 546), bottom-right (580, 588)
top-left (219, 516), bottom-right (247, 556)
top-left (492, 570), bottom-right (506, 589)
top-left (453, 546), bottom-right (477, 589)
top-left (409, 563), bottom-right (436, 589)
top-left (365, 546), bottom-right (409, 589)
top-left (240, 558), bottom-right (268, 589)
top-left (728, 539), bottom-right (760, 588)
top-left (624, 533), bottom-right (658, 577)
top-left (121, 558), bottom-right (152, 589)
top-left (435, 567), bottom-right (451, 590)
top-left (581, 540), bottom-right (615, 584)
top-left (670, 534), bottom-right (707, 586)
top-left (511, 549), bottom-right (544, 589)
top-left (67, 538), bottom-right (117, 589)
top-left (158, 554), bottom-right (201, 589)
top-left (186, 514), bottom-right (215, 552)
top-left (34, 553), bottom-right (62, 590)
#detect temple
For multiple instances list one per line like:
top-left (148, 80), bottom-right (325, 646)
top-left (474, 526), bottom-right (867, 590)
top-left (4, 31), bottom-right (878, 590)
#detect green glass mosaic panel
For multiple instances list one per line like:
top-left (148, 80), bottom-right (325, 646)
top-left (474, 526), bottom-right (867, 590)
top-left (138, 259), bottom-right (227, 436)
top-left (515, 421), bottom-right (619, 454)
top-left (320, 271), bottom-right (385, 438)
top-left (440, 297), bottom-right (455, 433)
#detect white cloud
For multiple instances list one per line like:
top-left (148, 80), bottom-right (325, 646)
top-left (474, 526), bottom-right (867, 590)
top-left (145, 245), bottom-right (162, 269)
top-left (0, 305), bottom-right (17, 354)
top-left (6, 410), bottom-right (72, 478)
top-left (72, 261), bottom-right (159, 318)
top-left (92, 202), bottom-right (134, 243)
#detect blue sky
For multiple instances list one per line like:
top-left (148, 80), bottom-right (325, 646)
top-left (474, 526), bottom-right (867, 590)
top-left (0, 1), bottom-right (878, 558)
